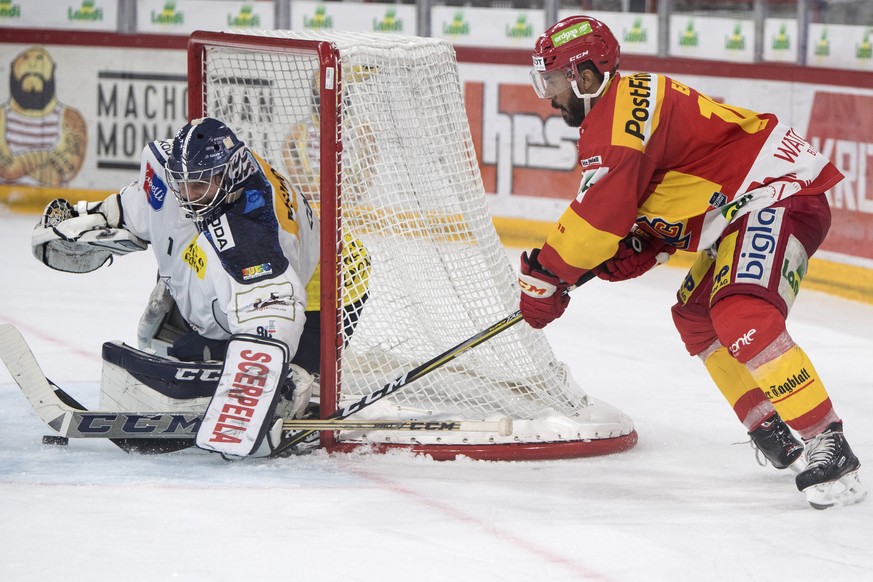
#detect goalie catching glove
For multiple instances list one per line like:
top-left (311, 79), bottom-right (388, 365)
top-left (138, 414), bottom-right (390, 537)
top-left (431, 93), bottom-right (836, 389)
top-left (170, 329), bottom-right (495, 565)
top-left (518, 248), bottom-right (571, 329)
top-left (594, 233), bottom-right (675, 282)
top-left (32, 196), bottom-right (147, 273)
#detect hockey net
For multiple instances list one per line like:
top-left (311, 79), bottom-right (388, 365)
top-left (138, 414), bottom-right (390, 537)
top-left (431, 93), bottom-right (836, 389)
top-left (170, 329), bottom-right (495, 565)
top-left (188, 30), bottom-right (636, 460)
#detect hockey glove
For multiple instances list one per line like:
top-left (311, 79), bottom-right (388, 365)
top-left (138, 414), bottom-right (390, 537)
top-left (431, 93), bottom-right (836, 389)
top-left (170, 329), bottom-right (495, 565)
top-left (518, 248), bottom-right (571, 329)
top-left (594, 234), bottom-right (675, 282)
top-left (32, 196), bottom-right (147, 273)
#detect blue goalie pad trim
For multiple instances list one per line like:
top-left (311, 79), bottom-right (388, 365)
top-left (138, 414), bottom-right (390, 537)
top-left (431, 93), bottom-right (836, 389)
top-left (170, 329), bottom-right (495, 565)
top-left (102, 341), bottom-right (220, 400)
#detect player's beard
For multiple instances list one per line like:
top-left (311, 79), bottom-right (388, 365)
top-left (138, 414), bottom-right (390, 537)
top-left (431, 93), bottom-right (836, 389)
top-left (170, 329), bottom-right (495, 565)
top-left (10, 73), bottom-right (56, 112)
top-left (552, 93), bottom-right (585, 128)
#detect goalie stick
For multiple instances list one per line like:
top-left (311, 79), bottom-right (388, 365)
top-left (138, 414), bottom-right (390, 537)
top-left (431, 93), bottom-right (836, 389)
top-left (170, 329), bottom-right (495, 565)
top-left (0, 324), bottom-right (511, 453)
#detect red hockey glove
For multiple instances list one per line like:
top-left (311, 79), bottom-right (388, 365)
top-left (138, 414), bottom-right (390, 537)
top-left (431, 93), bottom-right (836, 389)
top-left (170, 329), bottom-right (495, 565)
top-left (518, 249), bottom-right (571, 329)
top-left (595, 234), bottom-right (675, 282)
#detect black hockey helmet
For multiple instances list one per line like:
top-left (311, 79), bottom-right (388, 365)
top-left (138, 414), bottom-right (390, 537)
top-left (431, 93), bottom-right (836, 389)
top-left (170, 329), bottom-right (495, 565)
top-left (166, 117), bottom-right (255, 222)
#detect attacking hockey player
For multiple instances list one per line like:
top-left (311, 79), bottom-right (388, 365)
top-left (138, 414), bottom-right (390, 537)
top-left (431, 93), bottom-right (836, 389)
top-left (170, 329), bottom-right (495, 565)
top-left (517, 15), bottom-right (865, 509)
top-left (31, 117), bottom-right (320, 458)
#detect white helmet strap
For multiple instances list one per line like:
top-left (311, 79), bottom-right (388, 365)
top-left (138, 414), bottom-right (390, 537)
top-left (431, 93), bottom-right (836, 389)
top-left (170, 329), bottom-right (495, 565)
top-left (571, 71), bottom-right (611, 117)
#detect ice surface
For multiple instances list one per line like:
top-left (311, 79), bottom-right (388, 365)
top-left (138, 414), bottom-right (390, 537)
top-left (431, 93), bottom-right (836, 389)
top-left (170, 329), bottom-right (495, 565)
top-left (1, 209), bottom-right (872, 582)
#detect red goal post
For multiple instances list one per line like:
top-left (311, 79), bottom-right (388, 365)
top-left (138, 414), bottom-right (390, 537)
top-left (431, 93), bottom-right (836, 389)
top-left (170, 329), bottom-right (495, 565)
top-left (187, 30), bottom-right (637, 460)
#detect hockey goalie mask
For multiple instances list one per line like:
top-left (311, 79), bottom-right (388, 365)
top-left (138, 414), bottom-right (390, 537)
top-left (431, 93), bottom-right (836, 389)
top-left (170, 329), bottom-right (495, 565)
top-left (167, 117), bottom-right (254, 223)
top-left (530, 16), bottom-right (619, 103)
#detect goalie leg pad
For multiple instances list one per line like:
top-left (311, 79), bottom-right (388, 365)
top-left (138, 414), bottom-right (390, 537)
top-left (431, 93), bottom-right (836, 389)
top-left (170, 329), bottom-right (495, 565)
top-left (99, 341), bottom-right (220, 411)
top-left (196, 335), bottom-right (290, 457)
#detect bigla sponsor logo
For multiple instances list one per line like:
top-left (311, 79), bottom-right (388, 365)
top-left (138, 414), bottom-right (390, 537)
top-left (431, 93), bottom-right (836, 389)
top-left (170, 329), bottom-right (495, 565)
top-left (228, 3), bottom-right (259, 28)
top-left (152, 1), bottom-right (183, 25)
top-left (69, 0), bottom-right (103, 22)
top-left (373, 8), bottom-right (402, 32)
top-left (0, 0), bottom-right (21, 18)
top-left (305, 5), bottom-right (332, 29)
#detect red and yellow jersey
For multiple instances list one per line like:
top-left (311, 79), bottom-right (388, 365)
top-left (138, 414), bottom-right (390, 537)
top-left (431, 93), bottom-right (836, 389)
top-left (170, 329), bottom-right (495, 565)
top-left (538, 72), bottom-right (843, 284)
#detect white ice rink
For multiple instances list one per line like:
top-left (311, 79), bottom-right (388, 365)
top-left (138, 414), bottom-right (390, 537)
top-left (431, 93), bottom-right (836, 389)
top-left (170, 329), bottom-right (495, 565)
top-left (1, 208), bottom-right (872, 582)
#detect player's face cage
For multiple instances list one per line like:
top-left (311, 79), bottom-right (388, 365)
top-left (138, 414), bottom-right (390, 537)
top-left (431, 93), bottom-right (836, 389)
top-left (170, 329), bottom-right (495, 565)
top-left (167, 164), bottom-right (230, 221)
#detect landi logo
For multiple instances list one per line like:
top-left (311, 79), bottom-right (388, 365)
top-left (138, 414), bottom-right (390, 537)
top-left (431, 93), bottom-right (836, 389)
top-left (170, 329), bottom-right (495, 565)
top-left (506, 15), bottom-right (533, 39)
top-left (373, 8), bottom-right (402, 32)
top-left (464, 81), bottom-right (580, 197)
top-left (624, 18), bottom-right (648, 44)
top-left (857, 31), bottom-right (872, 60)
top-left (69, 0), bottom-right (103, 21)
top-left (152, 1), bottom-right (183, 25)
top-left (725, 23), bottom-right (746, 50)
top-left (814, 29), bottom-right (830, 56)
top-left (228, 3), bottom-right (259, 28)
top-left (771, 23), bottom-right (790, 51)
top-left (443, 11), bottom-right (469, 36)
top-left (808, 92), bottom-right (873, 260)
top-left (679, 20), bottom-right (698, 47)
top-left (304, 5), bottom-right (332, 29)
top-left (0, 0), bottom-right (21, 18)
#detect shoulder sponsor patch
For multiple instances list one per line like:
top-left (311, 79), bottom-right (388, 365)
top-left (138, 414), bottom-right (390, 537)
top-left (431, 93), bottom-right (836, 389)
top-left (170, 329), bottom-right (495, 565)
top-left (144, 163), bottom-right (168, 210)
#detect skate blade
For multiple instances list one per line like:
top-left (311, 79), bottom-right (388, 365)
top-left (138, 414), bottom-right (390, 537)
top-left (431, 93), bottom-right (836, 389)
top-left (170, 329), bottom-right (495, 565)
top-left (785, 457), bottom-right (806, 475)
top-left (803, 470), bottom-right (867, 510)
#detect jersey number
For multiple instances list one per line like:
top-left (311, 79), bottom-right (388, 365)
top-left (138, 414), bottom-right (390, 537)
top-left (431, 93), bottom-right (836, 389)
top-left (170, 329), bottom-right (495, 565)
top-left (696, 94), bottom-right (768, 134)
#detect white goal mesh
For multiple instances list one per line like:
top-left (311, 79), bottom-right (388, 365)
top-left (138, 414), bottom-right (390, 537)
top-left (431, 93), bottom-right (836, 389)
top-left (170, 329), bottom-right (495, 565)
top-left (190, 30), bottom-right (635, 459)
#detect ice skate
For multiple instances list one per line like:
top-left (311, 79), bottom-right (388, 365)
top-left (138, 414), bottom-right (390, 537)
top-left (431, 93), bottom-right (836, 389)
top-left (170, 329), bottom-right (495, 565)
top-left (795, 422), bottom-right (866, 510)
top-left (748, 413), bottom-right (804, 471)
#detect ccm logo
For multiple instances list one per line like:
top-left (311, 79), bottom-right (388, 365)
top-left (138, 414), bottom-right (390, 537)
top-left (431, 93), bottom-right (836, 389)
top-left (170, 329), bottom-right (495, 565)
top-left (518, 278), bottom-right (552, 297)
top-left (175, 368), bottom-right (221, 381)
top-left (729, 329), bottom-right (757, 355)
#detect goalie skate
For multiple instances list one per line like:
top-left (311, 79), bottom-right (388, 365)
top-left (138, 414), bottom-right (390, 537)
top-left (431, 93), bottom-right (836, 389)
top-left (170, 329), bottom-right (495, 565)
top-left (795, 422), bottom-right (867, 510)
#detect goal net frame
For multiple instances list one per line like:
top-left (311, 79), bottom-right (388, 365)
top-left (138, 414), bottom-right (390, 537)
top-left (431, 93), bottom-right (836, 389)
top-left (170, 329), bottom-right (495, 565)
top-left (187, 30), bottom-right (637, 461)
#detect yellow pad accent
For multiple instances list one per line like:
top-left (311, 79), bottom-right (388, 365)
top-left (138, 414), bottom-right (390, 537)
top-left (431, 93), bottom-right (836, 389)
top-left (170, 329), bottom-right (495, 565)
top-left (748, 345), bottom-right (829, 423)
top-left (703, 346), bottom-right (758, 407)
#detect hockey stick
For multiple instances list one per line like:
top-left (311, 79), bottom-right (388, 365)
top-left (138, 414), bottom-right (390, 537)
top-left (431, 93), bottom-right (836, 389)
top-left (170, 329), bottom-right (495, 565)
top-left (282, 417), bottom-right (512, 435)
top-left (0, 323), bottom-right (177, 453)
top-left (0, 324), bottom-right (509, 448)
top-left (269, 270), bottom-right (597, 456)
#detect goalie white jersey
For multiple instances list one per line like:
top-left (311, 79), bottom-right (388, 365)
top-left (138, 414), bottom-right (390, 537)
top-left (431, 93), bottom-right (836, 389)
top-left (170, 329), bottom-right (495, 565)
top-left (118, 138), bottom-right (320, 354)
